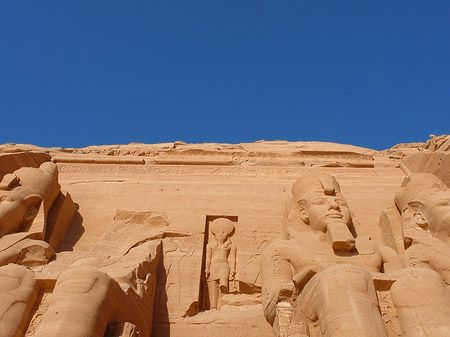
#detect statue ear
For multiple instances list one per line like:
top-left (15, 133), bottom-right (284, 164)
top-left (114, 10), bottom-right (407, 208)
top-left (24, 206), bottom-right (38, 221)
top-left (299, 208), bottom-right (309, 224)
top-left (23, 195), bottom-right (42, 222)
top-left (413, 211), bottom-right (428, 229)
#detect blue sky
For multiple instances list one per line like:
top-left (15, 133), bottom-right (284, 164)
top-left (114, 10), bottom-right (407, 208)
top-left (1, 1), bottom-right (449, 150)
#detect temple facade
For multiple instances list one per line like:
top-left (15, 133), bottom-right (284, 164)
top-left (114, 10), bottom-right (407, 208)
top-left (1, 136), bottom-right (450, 337)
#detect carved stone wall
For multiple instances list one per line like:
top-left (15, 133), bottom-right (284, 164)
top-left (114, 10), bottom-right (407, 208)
top-left (1, 138), bottom-right (446, 337)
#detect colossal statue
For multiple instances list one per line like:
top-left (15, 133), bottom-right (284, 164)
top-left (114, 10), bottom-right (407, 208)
top-left (0, 163), bottom-right (159, 337)
top-left (0, 162), bottom-right (61, 266)
top-left (393, 173), bottom-right (450, 296)
top-left (205, 217), bottom-right (237, 309)
top-left (395, 173), bottom-right (450, 257)
top-left (371, 172), bottom-right (450, 337)
top-left (0, 162), bottom-right (60, 238)
top-left (261, 174), bottom-right (402, 337)
top-left (32, 265), bottom-right (151, 337)
top-left (0, 162), bottom-right (63, 336)
top-left (28, 209), bottom-right (162, 337)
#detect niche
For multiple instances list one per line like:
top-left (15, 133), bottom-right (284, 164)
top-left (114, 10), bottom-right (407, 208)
top-left (198, 215), bottom-right (238, 310)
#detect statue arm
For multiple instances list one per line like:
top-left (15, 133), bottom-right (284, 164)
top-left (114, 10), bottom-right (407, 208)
top-left (229, 244), bottom-right (237, 278)
top-left (292, 265), bottom-right (318, 293)
top-left (404, 242), bottom-right (450, 286)
top-left (0, 238), bottom-right (54, 267)
top-left (379, 245), bottom-right (403, 273)
top-left (0, 243), bottom-right (22, 266)
top-left (261, 243), bottom-right (295, 325)
top-left (205, 244), bottom-right (212, 278)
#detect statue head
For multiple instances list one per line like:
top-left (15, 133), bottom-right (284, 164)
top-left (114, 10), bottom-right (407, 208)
top-left (395, 173), bottom-right (450, 244)
top-left (283, 174), bottom-right (352, 241)
top-left (0, 162), bottom-right (60, 238)
top-left (210, 218), bottom-right (234, 245)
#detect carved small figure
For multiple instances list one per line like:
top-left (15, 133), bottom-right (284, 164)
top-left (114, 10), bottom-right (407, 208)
top-left (205, 218), bottom-right (237, 309)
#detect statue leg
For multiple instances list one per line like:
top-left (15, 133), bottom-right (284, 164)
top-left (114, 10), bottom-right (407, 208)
top-left (294, 264), bottom-right (388, 337)
top-left (219, 274), bottom-right (228, 293)
top-left (33, 266), bottom-right (149, 337)
top-left (219, 263), bottom-right (230, 293)
top-left (208, 280), bottom-right (219, 309)
top-left (390, 267), bottom-right (450, 337)
top-left (0, 264), bottom-right (38, 337)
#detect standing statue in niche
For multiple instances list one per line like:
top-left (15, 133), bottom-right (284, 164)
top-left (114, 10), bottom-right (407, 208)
top-left (261, 174), bottom-right (403, 337)
top-left (205, 217), bottom-right (237, 309)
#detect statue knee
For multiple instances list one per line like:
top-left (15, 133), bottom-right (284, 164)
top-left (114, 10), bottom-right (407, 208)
top-left (0, 264), bottom-right (37, 337)
top-left (314, 264), bottom-right (373, 292)
top-left (55, 266), bottom-right (114, 295)
top-left (33, 267), bottom-right (125, 337)
top-left (391, 267), bottom-right (449, 299)
top-left (297, 264), bottom-right (376, 320)
top-left (295, 264), bottom-right (385, 337)
top-left (391, 267), bottom-right (450, 310)
top-left (0, 263), bottom-right (36, 292)
top-left (389, 267), bottom-right (450, 337)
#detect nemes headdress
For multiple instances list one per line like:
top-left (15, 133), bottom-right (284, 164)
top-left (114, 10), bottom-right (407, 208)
top-left (395, 173), bottom-right (448, 212)
top-left (291, 173), bottom-right (341, 202)
top-left (0, 162), bottom-right (60, 216)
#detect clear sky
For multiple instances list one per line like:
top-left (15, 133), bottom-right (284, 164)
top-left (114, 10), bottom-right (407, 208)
top-left (1, 1), bottom-right (449, 150)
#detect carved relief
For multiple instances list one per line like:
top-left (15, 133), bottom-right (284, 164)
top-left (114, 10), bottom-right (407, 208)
top-left (105, 322), bottom-right (140, 337)
top-left (5, 139), bottom-right (450, 337)
top-left (57, 163), bottom-right (298, 179)
top-left (24, 290), bottom-right (51, 337)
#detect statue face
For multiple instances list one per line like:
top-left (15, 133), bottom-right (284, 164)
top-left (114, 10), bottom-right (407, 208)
top-left (0, 190), bottom-right (25, 238)
top-left (214, 231), bottom-right (227, 244)
top-left (422, 191), bottom-right (450, 239)
top-left (303, 192), bottom-right (351, 232)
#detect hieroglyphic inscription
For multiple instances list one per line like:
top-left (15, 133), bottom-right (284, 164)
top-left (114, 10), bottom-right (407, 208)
top-left (25, 291), bottom-right (51, 336)
top-left (57, 164), bottom-right (298, 179)
top-left (271, 245), bottom-right (282, 276)
top-left (157, 151), bottom-right (372, 163)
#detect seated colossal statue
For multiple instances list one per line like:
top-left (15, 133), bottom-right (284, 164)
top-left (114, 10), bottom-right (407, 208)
top-left (261, 173), bottom-right (450, 337)
top-left (395, 172), bottom-right (450, 279)
top-left (367, 172), bottom-right (450, 337)
top-left (261, 174), bottom-right (402, 337)
top-left (0, 162), bottom-right (67, 336)
top-left (0, 163), bottom-right (160, 337)
top-left (0, 162), bottom-right (62, 266)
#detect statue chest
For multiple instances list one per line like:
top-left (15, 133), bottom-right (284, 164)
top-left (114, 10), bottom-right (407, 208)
top-left (289, 238), bottom-right (382, 273)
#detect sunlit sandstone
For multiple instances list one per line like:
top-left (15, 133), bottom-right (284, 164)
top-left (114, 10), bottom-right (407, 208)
top-left (0, 136), bottom-right (449, 337)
